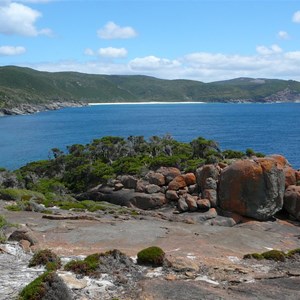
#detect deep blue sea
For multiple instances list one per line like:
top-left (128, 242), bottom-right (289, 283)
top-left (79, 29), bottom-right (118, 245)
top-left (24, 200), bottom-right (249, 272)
top-left (0, 103), bottom-right (299, 170)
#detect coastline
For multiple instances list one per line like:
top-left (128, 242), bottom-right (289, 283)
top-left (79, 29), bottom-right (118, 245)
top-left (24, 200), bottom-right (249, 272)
top-left (88, 101), bottom-right (206, 105)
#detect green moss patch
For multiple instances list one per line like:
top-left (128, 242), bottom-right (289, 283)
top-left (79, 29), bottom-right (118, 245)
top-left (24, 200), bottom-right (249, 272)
top-left (29, 249), bottom-right (61, 271)
top-left (244, 248), bottom-right (300, 262)
top-left (64, 253), bottom-right (101, 277)
top-left (137, 246), bottom-right (165, 267)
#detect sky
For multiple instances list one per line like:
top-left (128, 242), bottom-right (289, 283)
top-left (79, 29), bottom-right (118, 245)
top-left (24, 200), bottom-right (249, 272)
top-left (1, 0), bottom-right (300, 82)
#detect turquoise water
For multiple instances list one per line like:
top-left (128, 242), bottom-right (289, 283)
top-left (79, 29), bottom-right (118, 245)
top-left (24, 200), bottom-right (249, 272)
top-left (0, 102), bottom-right (299, 170)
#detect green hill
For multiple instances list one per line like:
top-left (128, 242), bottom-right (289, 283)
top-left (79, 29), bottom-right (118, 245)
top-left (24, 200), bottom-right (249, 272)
top-left (1, 66), bottom-right (300, 114)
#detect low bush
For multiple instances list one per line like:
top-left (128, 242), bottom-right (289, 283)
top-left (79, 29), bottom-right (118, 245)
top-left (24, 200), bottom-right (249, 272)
top-left (64, 253), bottom-right (101, 277)
top-left (0, 188), bottom-right (46, 202)
top-left (18, 271), bottom-right (72, 300)
top-left (28, 249), bottom-right (61, 271)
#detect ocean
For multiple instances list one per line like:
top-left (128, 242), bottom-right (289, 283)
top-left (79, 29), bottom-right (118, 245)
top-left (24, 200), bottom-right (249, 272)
top-left (0, 102), bottom-right (299, 170)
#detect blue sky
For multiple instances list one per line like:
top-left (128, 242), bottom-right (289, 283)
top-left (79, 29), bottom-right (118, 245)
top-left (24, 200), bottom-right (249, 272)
top-left (1, 0), bottom-right (300, 82)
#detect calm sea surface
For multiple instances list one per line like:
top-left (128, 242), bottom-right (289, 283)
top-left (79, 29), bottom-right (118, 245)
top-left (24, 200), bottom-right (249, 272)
top-left (0, 103), bottom-right (299, 170)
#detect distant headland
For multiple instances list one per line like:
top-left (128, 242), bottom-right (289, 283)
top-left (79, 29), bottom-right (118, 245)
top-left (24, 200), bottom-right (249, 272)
top-left (1, 65), bottom-right (300, 116)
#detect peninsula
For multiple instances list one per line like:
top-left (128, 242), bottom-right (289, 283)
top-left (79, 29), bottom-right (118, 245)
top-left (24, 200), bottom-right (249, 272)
top-left (1, 66), bottom-right (300, 116)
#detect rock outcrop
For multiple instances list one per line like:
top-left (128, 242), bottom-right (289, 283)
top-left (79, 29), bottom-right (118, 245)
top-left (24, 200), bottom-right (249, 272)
top-left (284, 185), bottom-right (300, 220)
top-left (218, 157), bottom-right (285, 220)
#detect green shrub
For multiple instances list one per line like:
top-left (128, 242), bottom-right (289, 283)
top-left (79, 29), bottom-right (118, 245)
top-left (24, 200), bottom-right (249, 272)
top-left (64, 253), bottom-right (101, 277)
top-left (112, 156), bottom-right (148, 175)
top-left (28, 249), bottom-right (61, 271)
top-left (19, 271), bottom-right (52, 300)
top-left (0, 188), bottom-right (46, 202)
top-left (223, 149), bottom-right (245, 159)
top-left (137, 246), bottom-right (165, 267)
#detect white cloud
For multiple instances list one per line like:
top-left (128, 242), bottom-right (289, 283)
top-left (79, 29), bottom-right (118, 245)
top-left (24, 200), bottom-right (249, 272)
top-left (0, 1), bottom-right (52, 36)
top-left (129, 55), bottom-right (181, 71)
top-left (84, 48), bottom-right (95, 56)
top-left (97, 21), bottom-right (137, 39)
top-left (292, 10), bottom-right (300, 23)
top-left (256, 44), bottom-right (282, 56)
top-left (98, 47), bottom-right (128, 58)
top-left (24, 47), bottom-right (300, 83)
top-left (0, 45), bottom-right (26, 55)
top-left (278, 30), bottom-right (290, 40)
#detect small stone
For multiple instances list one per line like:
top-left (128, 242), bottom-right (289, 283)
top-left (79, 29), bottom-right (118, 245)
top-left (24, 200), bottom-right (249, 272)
top-left (166, 190), bottom-right (179, 201)
top-left (196, 198), bottom-right (211, 211)
top-left (58, 272), bottom-right (88, 289)
top-left (19, 239), bottom-right (31, 252)
top-left (146, 184), bottom-right (161, 194)
top-left (178, 197), bottom-right (188, 212)
top-left (185, 195), bottom-right (198, 211)
top-left (114, 183), bottom-right (124, 191)
top-left (146, 171), bottom-right (166, 186)
top-left (165, 274), bottom-right (177, 281)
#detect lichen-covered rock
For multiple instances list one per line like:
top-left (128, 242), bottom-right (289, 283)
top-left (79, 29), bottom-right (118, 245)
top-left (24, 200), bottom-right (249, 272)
top-left (183, 173), bottom-right (196, 186)
top-left (145, 171), bottom-right (166, 186)
top-left (196, 165), bottom-right (219, 192)
top-left (196, 198), bottom-right (211, 211)
top-left (202, 189), bottom-right (217, 208)
top-left (156, 167), bottom-right (181, 183)
top-left (132, 192), bottom-right (167, 210)
top-left (204, 177), bottom-right (217, 190)
top-left (283, 166), bottom-right (296, 188)
top-left (284, 185), bottom-right (300, 220)
top-left (218, 158), bottom-right (285, 220)
top-left (168, 175), bottom-right (187, 191)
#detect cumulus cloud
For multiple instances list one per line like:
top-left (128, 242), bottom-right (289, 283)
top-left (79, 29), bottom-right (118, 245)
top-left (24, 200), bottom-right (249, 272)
top-left (0, 45), bottom-right (26, 55)
top-left (0, 1), bottom-right (52, 36)
top-left (98, 47), bottom-right (128, 58)
top-left (278, 30), bottom-right (290, 40)
top-left (97, 21), bottom-right (137, 39)
top-left (25, 47), bottom-right (300, 83)
top-left (256, 44), bottom-right (282, 55)
top-left (292, 10), bottom-right (300, 23)
top-left (129, 56), bottom-right (181, 70)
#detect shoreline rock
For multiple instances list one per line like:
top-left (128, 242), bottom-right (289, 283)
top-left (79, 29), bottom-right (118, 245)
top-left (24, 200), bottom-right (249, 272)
top-left (0, 101), bottom-right (86, 117)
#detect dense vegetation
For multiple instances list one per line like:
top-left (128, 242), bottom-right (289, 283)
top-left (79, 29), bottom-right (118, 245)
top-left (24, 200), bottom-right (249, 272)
top-left (0, 135), bottom-right (263, 209)
top-left (1, 66), bottom-right (300, 112)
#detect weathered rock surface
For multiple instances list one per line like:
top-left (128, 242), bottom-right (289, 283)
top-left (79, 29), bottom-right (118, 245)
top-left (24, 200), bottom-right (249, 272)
top-left (218, 158), bottom-right (285, 220)
top-left (196, 164), bottom-right (219, 192)
top-left (284, 185), bottom-right (300, 220)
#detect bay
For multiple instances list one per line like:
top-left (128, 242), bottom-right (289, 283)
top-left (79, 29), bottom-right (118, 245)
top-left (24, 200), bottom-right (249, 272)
top-left (0, 102), bottom-right (299, 170)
